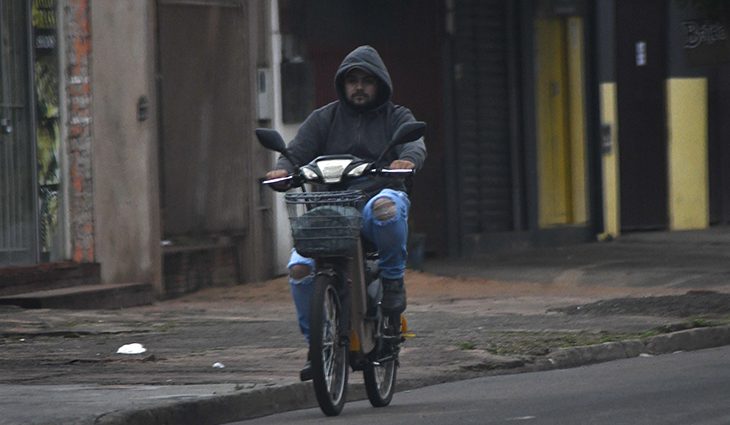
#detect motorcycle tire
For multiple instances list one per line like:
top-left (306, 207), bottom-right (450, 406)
top-left (309, 274), bottom-right (349, 416)
top-left (363, 313), bottom-right (399, 407)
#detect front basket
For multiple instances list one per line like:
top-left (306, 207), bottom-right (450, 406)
top-left (285, 191), bottom-right (364, 257)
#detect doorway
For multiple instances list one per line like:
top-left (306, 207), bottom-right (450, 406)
top-left (534, 15), bottom-right (588, 228)
top-left (709, 64), bottom-right (730, 224)
top-left (615, 0), bottom-right (668, 230)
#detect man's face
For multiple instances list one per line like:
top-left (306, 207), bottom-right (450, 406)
top-left (344, 68), bottom-right (378, 108)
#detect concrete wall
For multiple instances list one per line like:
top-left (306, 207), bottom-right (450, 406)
top-left (90, 1), bottom-right (162, 290)
top-left (269, 0), bottom-right (298, 275)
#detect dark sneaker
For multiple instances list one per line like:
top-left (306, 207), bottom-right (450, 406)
top-left (300, 360), bottom-right (312, 381)
top-left (381, 277), bottom-right (406, 314)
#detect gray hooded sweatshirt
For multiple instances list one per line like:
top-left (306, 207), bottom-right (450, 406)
top-left (276, 45), bottom-right (427, 194)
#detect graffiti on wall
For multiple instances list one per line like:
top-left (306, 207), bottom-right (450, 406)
top-left (33, 0), bottom-right (62, 261)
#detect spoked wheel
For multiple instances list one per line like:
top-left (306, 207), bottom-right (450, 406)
top-left (363, 313), bottom-right (400, 407)
top-left (309, 275), bottom-right (349, 416)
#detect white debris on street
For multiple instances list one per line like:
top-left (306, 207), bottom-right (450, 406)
top-left (116, 343), bottom-right (147, 355)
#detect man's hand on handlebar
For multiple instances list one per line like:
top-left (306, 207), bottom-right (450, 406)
top-left (388, 159), bottom-right (415, 170)
top-left (382, 159), bottom-right (416, 177)
top-left (265, 169), bottom-right (292, 191)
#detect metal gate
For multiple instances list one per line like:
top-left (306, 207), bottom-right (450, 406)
top-left (452, 0), bottom-right (519, 240)
top-left (0, 0), bottom-right (38, 266)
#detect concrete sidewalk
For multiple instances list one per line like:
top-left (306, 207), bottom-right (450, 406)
top-left (2, 229), bottom-right (730, 425)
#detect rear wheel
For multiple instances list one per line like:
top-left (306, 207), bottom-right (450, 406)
top-left (309, 275), bottom-right (349, 416)
top-left (363, 314), bottom-right (399, 407)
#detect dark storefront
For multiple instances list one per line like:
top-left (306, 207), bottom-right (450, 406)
top-left (277, 0), bottom-right (599, 257)
top-left (278, 0), bottom-right (449, 255)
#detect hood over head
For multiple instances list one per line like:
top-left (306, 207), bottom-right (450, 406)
top-left (335, 45), bottom-right (392, 110)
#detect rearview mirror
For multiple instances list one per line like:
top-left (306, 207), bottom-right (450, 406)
top-left (255, 128), bottom-right (300, 169)
top-left (373, 121), bottom-right (426, 167)
top-left (391, 121), bottom-right (426, 146)
top-left (255, 128), bottom-right (287, 153)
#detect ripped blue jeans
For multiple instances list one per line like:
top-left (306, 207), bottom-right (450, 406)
top-left (288, 188), bottom-right (410, 341)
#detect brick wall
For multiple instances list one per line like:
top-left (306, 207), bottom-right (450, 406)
top-left (63, 0), bottom-right (94, 263)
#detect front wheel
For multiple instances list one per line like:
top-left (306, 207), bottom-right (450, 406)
top-left (363, 313), bottom-right (399, 407)
top-left (309, 275), bottom-right (349, 416)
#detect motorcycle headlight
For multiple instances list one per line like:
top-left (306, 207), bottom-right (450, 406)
top-left (317, 159), bottom-right (352, 183)
top-left (301, 166), bottom-right (320, 181)
top-left (346, 163), bottom-right (370, 178)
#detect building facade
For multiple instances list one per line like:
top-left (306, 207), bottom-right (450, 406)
top-left (2, 0), bottom-right (727, 304)
top-left (268, 0), bottom-right (602, 264)
top-left (0, 0), bottom-right (274, 300)
top-left (598, 0), bottom-right (730, 236)
top-left (268, 0), bottom-right (730, 265)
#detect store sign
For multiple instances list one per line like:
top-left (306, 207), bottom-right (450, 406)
top-left (682, 20), bottom-right (730, 65)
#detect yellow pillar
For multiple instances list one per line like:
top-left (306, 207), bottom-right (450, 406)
top-left (567, 17), bottom-right (587, 225)
top-left (666, 78), bottom-right (709, 230)
top-left (536, 18), bottom-right (571, 227)
top-left (535, 17), bottom-right (588, 228)
top-left (599, 82), bottom-right (620, 238)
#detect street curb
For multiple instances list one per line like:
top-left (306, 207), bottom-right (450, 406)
top-left (544, 324), bottom-right (730, 370)
top-left (95, 325), bottom-right (730, 425)
top-left (95, 383), bottom-right (317, 425)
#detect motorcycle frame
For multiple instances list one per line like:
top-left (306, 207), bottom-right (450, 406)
top-left (348, 239), bottom-right (376, 355)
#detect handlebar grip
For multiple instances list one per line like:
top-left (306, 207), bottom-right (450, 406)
top-left (261, 175), bottom-right (294, 185)
top-left (378, 168), bottom-right (415, 177)
top-left (260, 174), bottom-right (304, 192)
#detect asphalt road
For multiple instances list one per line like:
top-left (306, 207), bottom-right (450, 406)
top-left (233, 346), bottom-right (730, 425)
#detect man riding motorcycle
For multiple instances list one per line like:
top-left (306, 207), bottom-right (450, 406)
top-left (265, 45), bottom-right (427, 379)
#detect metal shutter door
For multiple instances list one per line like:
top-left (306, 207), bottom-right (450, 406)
top-left (453, 0), bottom-right (513, 236)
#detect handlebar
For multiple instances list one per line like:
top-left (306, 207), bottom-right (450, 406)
top-left (377, 168), bottom-right (415, 176)
top-left (260, 175), bottom-right (295, 186)
top-left (261, 166), bottom-right (414, 189)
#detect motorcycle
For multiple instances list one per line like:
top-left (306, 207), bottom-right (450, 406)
top-left (257, 121), bottom-right (426, 416)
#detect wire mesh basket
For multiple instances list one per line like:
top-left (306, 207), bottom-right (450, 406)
top-left (284, 190), bottom-right (364, 257)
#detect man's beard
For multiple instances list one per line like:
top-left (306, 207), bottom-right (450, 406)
top-left (347, 93), bottom-right (377, 111)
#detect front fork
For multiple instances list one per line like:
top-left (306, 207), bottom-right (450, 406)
top-left (344, 240), bottom-right (378, 355)
top-left (314, 264), bottom-right (351, 349)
